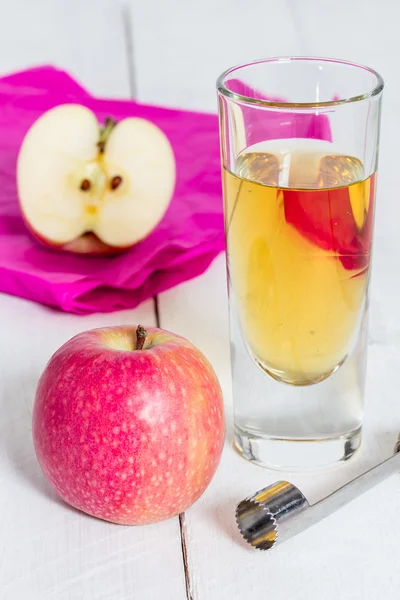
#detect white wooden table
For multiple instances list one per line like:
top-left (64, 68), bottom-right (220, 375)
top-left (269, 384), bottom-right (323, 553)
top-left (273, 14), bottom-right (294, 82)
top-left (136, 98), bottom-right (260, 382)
top-left (1, 1), bottom-right (400, 598)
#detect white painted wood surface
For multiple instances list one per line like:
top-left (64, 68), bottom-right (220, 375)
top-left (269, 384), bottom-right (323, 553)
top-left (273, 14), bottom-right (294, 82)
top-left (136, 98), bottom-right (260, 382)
top-left (1, 0), bottom-right (400, 598)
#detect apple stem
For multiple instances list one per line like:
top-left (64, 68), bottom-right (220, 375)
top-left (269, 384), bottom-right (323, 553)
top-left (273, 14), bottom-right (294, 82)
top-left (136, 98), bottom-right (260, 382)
top-left (136, 325), bottom-right (147, 350)
top-left (98, 117), bottom-right (117, 153)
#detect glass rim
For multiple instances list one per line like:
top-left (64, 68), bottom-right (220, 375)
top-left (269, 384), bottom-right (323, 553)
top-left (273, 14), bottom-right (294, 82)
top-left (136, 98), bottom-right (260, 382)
top-left (216, 56), bottom-right (384, 108)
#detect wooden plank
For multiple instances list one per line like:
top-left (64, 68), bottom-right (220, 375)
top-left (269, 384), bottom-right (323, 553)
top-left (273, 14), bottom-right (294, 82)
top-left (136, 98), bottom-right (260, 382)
top-left (130, 0), bottom-right (300, 110)
top-left (0, 0), bottom-right (131, 97)
top-left (131, 0), bottom-right (400, 597)
top-left (0, 1), bottom-right (187, 598)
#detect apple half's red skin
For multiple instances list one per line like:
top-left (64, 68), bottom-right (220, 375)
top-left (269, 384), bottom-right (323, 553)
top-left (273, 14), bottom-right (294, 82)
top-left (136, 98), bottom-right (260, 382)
top-left (22, 215), bottom-right (132, 255)
top-left (32, 326), bottom-right (225, 525)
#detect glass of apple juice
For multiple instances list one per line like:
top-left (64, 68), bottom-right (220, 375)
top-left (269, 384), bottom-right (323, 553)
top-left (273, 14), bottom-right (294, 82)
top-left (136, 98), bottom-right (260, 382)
top-left (217, 57), bottom-right (383, 469)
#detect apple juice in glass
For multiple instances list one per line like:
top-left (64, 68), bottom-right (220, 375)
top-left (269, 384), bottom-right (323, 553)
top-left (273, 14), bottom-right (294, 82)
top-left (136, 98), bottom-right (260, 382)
top-left (217, 58), bottom-right (383, 470)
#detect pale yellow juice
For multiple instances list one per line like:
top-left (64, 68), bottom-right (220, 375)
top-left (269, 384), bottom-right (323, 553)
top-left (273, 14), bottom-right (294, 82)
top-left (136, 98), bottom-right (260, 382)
top-left (224, 141), bottom-right (375, 385)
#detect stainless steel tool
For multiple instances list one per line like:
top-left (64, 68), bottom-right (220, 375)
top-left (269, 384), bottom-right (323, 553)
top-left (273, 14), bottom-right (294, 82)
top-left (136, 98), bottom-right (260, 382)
top-left (236, 438), bottom-right (400, 551)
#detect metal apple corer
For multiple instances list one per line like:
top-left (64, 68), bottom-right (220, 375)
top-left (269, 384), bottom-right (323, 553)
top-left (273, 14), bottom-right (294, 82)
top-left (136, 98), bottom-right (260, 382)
top-left (236, 437), bottom-right (400, 551)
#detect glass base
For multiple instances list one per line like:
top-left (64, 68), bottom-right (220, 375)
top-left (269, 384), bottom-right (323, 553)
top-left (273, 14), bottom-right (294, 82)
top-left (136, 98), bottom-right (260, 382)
top-left (234, 425), bottom-right (362, 471)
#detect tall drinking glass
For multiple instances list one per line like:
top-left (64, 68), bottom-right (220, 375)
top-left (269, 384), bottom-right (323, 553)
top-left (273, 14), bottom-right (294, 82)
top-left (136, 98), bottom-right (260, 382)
top-left (217, 58), bottom-right (383, 470)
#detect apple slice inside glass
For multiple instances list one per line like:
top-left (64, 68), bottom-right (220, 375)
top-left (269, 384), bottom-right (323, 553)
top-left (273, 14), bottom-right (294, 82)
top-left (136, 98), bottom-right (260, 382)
top-left (284, 154), bottom-right (375, 272)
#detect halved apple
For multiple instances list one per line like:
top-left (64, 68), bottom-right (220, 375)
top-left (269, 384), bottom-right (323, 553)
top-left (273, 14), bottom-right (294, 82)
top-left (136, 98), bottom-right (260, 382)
top-left (17, 104), bottom-right (175, 254)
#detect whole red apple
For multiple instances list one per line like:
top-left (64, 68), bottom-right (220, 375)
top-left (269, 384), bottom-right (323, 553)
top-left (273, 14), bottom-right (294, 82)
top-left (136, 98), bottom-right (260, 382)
top-left (33, 325), bottom-right (225, 525)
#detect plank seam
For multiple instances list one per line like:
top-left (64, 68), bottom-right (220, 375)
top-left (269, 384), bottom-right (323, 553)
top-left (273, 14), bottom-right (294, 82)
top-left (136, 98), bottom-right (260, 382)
top-left (179, 513), bottom-right (195, 600)
top-left (122, 2), bottom-right (137, 98)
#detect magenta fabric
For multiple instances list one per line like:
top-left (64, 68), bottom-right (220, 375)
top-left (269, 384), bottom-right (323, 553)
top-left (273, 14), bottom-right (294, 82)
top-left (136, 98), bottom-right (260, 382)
top-left (0, 67), bottom-right (332, 314)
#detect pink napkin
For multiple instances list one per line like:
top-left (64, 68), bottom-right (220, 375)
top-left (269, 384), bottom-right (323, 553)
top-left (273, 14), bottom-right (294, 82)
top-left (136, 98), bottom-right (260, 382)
top-left (0, 67), bottom-right (224, 314)
top-left (0, 67), bottom-right (332, 314)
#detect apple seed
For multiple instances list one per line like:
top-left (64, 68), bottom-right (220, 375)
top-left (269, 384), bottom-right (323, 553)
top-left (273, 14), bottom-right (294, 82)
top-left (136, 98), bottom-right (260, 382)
top-left (80, 179), bottom-right (91, 191)
top-left (110, 176), bottom-right (123, 191)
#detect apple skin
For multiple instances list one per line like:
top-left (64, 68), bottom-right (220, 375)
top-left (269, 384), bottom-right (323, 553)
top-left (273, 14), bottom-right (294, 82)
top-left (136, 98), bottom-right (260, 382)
top-left (24, 219), bottom-right (130, 255)
top-left (32, 326), bottom-right (225, 525)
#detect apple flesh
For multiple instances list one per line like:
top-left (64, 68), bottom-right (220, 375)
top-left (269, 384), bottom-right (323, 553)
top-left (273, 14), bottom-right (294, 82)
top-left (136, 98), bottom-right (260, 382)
top-left (17, 105), bottom-right (175, 254)
top-left (32, 325), bottom-right (225, 525)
